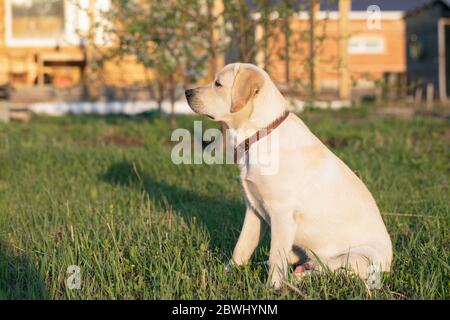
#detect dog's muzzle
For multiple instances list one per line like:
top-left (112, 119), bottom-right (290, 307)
top-left (185, 89), bottom-right (194, 100)
top-left (185, 88), bottom-right (214, 119)
top-left (185, 88), bottom-right (200, 111)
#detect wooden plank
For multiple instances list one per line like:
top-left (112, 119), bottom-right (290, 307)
top-left (40, 52), bottom-right (85, 62)
top-left (255, 23), bottom-right (265, 68)
top-left (339, 0), bottom-right (351, 100)
top-left (0, 0), bottom-right (4, 47)
top-left (438, 18), bottom-right (450, 103)
top-left (212, 0), bottom-right (225, 72)
top-left (426, 82), bottom-right (434, 109)
top-left (0, 0), bottom-right (7, 84)
top-left (309, 0), bottom-right (320, 98)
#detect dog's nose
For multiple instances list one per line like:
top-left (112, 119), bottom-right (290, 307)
top-left (185, 89), bottom-right (194, 99)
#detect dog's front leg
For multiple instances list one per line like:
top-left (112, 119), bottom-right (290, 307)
top-left (231, 206), bottom-right (268, 266)
top-left (268, 214), bottom-right (296, 289)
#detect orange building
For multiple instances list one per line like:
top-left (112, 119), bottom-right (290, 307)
top-left (0, 0), bottom-right (86, 88)
top-left (0, 0), bottom-right (158, 91)
top-left (258, 10), bottom-right (406, 94)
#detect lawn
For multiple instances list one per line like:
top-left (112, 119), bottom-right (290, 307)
top-left (0, 107), bottom-right (448, 299)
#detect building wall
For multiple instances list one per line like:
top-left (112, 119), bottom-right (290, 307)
top-left (0, 0), bottom-right (80, 87)
top-left (263, 16), bottom-right (406, 91)
top-left (406, 3), bottom-right (450, 94)
top-left (0, 0), bottom-right (151, 88)
top-left (0, 0), bottom-right (7, 85)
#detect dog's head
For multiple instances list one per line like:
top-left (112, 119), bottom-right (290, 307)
top-left (185, 63), bottom-right (267, 126)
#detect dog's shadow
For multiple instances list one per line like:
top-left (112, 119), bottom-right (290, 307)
top-left (99, 161), bottom-right (249, 258)
top-left (0, 241), bottom-right (49, 299)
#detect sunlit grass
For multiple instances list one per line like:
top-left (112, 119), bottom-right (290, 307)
top-left (0, 108), bottom-right (448, 299)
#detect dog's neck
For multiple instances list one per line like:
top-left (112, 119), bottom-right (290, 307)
top-left (223, 84), bottom-right (288, 144)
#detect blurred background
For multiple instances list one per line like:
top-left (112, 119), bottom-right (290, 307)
top-left (0, 0), bottom-right (449, 121)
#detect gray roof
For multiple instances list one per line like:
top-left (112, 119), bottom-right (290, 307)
top-left (320, 0), bottom-right (432, 12)
top-left (248, 1), bottom-right (448, 15)
top-left (405, 0), bottom-right (450, 16)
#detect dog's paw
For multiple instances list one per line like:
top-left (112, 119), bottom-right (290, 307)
top-left (269, 277), bottom-right (284, 291)
top-left (268, 271), bottom-right (285, 290)
top-left (224, 260), bottom-right (235, 274)
top-left (294, 269), bottom-right (317, 280)
top-left (366, 264), bottom-right (382, 290)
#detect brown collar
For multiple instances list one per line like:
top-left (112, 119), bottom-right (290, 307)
top-left (234, 110), bottom-right (290, 163)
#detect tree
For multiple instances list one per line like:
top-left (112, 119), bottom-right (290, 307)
top-left (223, 0), bottom-right (280, 66)
top-left (91, 0), bottom-right (211, 125)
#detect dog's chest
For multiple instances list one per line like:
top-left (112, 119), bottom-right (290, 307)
top-left (239, 164), bottom-right (276, 223)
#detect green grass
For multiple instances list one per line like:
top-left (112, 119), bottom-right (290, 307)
top-left (0, 107), bottom-right (448, 299)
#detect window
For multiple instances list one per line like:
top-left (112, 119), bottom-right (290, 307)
top-left (10, 0), bottom-right (65, 40)
top-left (6, 0), bottom-right (112, 47)
top-left (348, 37), bottom-right (385, 54)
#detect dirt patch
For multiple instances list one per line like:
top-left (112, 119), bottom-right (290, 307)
top-left (83, 132), bottom-right (144, 148)
top-left (321, 136), bottom-right (352, 148)
top-left (101, 133), bottom-right (144, 147)
top-left (440, 128), bottom-right (450, 141)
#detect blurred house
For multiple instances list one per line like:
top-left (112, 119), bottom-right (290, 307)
top-left (0, 0), bottom-right (441, 103)
top-left (0, 0), bottom-right (153, 101)
top-left (405, 0), bottom-right (450, 102)
top-left (0, 0), bottom-right (88, 89)
top-left (258, 0), bottom-right (430, 98)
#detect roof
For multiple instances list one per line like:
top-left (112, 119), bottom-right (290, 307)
top-left (321, 0), bottom-right (431, 12)
top-left (404, 0), bottom-right (450, 17)
top-left (257, 0), bottom-right (433, 12)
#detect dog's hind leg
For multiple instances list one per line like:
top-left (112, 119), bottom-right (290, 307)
top-left (307, 246), bottom-right (389, 280)
top-left (289, 245), bottom-right (308, 264)
top-left (323, 253), bottom-right (372, 278)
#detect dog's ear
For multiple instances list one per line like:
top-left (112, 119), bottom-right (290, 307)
top-left (231, 68), bottom-right (264, 113)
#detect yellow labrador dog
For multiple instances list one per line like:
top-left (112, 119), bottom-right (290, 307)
top-left (185, 63), bottom-right (392, 289)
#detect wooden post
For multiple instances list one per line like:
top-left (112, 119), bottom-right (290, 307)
top-left (255, 7), bottom-right (269, 69)
top-left (339, 0), bottom-right (351, 100)
top-left (386, 73), bottom-right (398, 103)
top-left (208, 0), bottom-right (225, 75)
top-left (0, 0), bottom-right (8, 99)
top-left (214, 0), bottom-right (225, 70)
top-left (438, 19), bottom-right (448, 103)
top-left (0, 102), bottom-right (10, 123)
top-left (84, 0), bottom-right (98, 99)
top-left (0, 0), bottom-right (5, 47)
top-left (37, 55), bottom-right (44, 86)
top-left (209, 0), bottom-right (227, 150)
top-left (309, 0), bottom-right (320, 101)
top-left (284, 6), bottom-right (292, 87)
top-left (238, 0), bottom-right (249, 62)
top-left (426, 83), bottom-right (434, 110)
top-left (255, 23), bottom-right (265, 68)
top-left (415, 87), bottom-right (423, 105)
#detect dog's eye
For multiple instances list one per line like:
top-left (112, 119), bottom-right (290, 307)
top-left (215, 80), bottom-right (222, 87)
